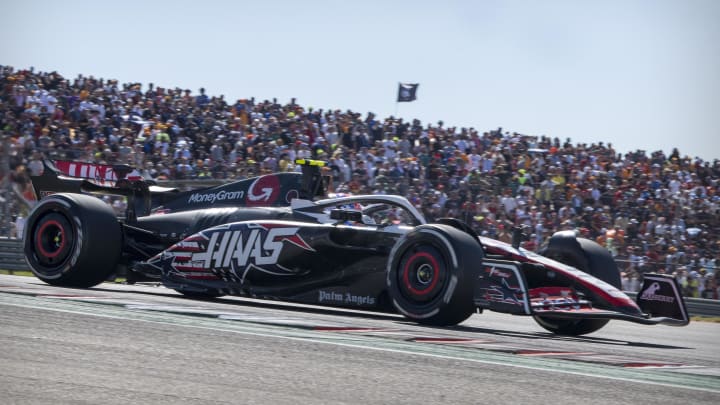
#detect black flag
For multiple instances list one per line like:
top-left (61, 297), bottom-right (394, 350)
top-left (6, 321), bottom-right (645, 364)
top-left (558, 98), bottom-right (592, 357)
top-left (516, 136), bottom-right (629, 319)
top-left (397, 83), bottom-right (419, 102)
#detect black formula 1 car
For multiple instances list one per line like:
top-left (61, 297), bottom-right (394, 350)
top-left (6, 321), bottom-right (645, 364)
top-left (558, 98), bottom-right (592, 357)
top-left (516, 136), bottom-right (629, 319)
top-left (23, 159), bottom-right (689, 335)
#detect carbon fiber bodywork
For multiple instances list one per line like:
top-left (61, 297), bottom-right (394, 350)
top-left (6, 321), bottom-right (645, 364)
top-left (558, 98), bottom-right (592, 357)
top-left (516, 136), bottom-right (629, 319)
top-left (26, 159), bottom-right (689, 332)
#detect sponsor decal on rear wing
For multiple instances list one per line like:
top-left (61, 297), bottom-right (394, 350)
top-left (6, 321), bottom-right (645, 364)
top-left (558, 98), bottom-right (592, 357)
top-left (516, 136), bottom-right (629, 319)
top-left (53, 160), bottom-right (143, 186)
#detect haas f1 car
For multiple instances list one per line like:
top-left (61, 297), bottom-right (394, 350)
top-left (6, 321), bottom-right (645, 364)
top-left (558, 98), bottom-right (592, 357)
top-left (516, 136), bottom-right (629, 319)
top-left (23, 159), bottom-right (689, 335)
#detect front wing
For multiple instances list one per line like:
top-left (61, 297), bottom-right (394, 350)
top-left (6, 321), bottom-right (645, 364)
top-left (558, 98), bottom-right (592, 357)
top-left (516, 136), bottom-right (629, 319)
top-left (474, 260), bottom-right (689, 327)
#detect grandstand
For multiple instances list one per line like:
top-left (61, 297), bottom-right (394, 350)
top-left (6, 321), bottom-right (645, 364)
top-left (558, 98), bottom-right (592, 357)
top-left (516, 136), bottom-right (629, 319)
top-left (1, 65), bottom-right (718, 298)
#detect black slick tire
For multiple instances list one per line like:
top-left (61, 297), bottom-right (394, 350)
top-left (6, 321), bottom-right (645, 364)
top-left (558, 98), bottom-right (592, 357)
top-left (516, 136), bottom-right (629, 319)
top-left (386, 224), bottom-right (482, 326)
top-left (24, 193), bottom-right (122, 288)
top-left (534, 233), bottom-right (621, 336)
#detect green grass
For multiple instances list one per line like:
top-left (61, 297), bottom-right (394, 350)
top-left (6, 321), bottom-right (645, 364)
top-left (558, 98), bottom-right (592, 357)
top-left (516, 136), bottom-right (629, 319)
top-left (0, 269), bottom-right (33, 277)
top-left (691, 315), bottom-right (720, 323)
top-left (0, 269), bottom-right (125, 283)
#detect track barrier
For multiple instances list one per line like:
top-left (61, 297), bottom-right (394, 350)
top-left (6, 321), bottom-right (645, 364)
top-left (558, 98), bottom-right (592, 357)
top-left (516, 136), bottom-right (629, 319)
top-left (0, 237), bottom-right (29, 272)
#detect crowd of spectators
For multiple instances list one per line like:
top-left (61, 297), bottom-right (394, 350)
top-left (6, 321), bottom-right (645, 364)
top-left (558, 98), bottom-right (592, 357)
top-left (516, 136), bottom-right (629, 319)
top-left (1, 65), bottom-right (718, 298)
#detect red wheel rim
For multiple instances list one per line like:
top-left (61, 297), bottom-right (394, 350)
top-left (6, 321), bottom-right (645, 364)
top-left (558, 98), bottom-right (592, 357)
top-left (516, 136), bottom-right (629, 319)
top-left (402, 251), bottom-right (440, 295)
top-left (35, 219), bottom-right (66, 259)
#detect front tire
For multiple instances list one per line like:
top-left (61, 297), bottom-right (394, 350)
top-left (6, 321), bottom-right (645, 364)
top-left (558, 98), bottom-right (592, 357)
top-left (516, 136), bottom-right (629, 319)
top-left (534, 233), bottom-right (621, 335)
top-left (24, 193), bottom-right (122, 288)
top-left (387, 224), bottom-right (482, 326)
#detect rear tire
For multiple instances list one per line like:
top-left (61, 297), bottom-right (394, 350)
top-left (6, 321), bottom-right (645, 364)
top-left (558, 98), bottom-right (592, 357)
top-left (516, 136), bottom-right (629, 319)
top-left (24, 193), bottom-right (122, 288)
top-left (387, 224), bottom-right (482, 326)
top-left (534, 234), bottom-right (621, 336)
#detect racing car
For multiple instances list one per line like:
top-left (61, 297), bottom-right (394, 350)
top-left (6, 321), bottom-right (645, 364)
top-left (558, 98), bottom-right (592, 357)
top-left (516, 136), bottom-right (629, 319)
top-left (22, 159), bottom-right (689, 335)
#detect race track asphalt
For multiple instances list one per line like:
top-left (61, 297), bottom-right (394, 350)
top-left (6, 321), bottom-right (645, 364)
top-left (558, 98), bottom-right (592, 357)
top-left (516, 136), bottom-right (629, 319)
top-left (0, 275), bottom-right (718, 404)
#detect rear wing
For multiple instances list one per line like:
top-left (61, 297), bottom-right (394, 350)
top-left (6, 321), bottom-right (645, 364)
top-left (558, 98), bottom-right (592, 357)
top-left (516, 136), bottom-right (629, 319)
top-left (53, 160), bottom-right (144, 186)
top-left (29, 159), bottom-right (329, 221)
top-left (30, 159), bottom-right (150, 200)
top-left (29, 159), bottom-right (166, 222)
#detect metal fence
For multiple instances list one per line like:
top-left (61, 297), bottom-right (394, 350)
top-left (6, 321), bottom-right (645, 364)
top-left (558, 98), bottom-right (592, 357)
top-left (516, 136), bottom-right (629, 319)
top-left (2, 236), bottom-right (719, 317)
top-left (0, 237), bottom-right (27, 271)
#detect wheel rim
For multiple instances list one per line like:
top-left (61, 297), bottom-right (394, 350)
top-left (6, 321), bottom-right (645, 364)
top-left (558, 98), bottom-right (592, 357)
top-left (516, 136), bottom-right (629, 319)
top-left (398, 245), bottom-right (446, 303)
top-left (33, 214), bottom-right (74, 268)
